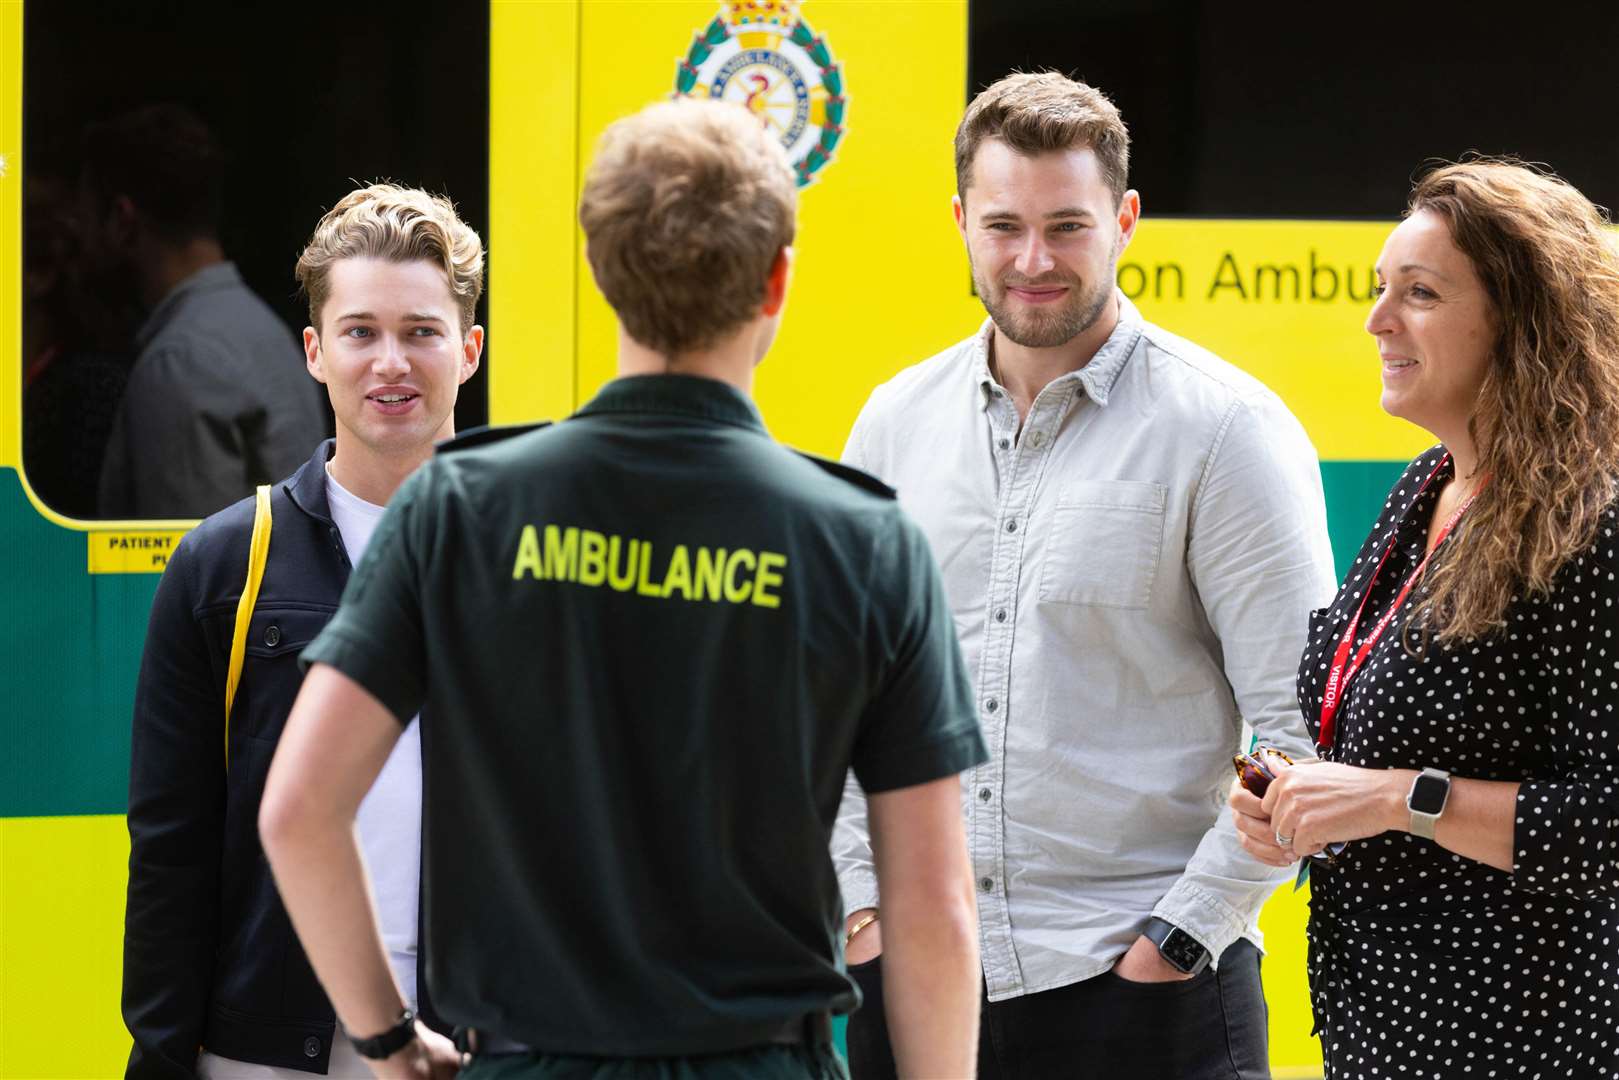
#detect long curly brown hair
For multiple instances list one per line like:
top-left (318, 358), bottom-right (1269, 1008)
top-left (1408, 159), bottom-right (1619, 646)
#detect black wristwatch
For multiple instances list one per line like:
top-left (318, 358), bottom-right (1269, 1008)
top-left (1144, 917), bottom-right (1212, 976)
top-left (348, 1008), bottom-right (417, 1060)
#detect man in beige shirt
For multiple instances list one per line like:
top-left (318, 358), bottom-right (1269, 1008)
top-left (834, 72), bottom-right (1335, 1080)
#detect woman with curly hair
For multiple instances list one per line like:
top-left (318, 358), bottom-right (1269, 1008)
top-left (1229, 159), bottom-right (1619, 1078)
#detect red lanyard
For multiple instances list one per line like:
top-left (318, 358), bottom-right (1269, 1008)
top-left (1317, 456), bottom-right (1480, 753)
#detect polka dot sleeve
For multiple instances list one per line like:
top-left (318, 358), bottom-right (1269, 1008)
top-left (1513, 511), bottom-right (1619, 899)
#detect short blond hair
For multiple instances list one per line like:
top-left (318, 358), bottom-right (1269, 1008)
top-left (956, 72), bottom-right (1130, 205)
top-left (579, 98), bottom-right (797, 357)
top-left (296, 183), bottom-right (485, 334)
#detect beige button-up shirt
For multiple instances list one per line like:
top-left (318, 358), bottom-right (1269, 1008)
top-left (834, 294), bottom-right (1336, 1001)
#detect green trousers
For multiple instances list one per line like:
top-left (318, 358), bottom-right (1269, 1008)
top-left (461, 1043), bottom-right (849, 1080)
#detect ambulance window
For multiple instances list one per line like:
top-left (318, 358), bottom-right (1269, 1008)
top-left (969, 1), bottom-right (1619, 218)
top-left (21, 1), bottom-right (490, 520)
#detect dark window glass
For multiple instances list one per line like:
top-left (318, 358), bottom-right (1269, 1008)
top-left (22, 0), bottom-right (489, 518)
top-left (969, 1), bottom-right (1619, 218)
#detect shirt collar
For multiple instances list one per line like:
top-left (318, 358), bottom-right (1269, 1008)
top-left (574, 374), bottom-right (767, 434)
top-left (284, 438), bottom-right (339, 526)
top-left (136, 261), bottom-right (244, 350)
top-left (972, 290), bottom-right (1145, 410)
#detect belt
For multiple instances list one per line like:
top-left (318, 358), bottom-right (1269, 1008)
top-left (455, 1011), bottom-right (834, 1056)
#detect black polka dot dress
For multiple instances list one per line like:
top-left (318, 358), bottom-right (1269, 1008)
top-left (1298, 446), bottom-right (1619, 1079)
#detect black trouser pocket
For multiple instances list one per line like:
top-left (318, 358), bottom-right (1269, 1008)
top-left (844, 940), bottom-right (1268, 1080)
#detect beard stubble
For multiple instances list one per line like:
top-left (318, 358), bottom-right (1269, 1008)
top-left (973, 254), bottom-right (1118, 349)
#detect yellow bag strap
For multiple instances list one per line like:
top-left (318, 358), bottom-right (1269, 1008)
top-left (223, 485), bottom-right (273, 770)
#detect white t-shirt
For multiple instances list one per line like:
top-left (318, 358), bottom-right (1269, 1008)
top-left (199, 468), bottom-right (422, 1076)
top-left (324, 464), bottom-right (423, 1010)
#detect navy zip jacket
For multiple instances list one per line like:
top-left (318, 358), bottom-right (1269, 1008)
top-left (121, 440), bottom-right (439, 1077)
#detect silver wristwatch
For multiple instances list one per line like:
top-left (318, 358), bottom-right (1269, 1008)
top-left (1406, 767), bottom-right (1452, 839)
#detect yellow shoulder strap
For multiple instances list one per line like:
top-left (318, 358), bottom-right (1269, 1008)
top-left (223, 485), bottom-right (273, 770)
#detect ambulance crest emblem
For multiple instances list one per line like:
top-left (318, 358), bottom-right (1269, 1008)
top-left (674, 1), bottom-right (847, 187)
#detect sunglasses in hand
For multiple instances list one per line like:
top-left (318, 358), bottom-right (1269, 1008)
top-left (1231, 745), bottom-right (1347, 864)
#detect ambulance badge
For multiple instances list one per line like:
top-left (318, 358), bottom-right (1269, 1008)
top-left (675, 1), bottom-right (847, 188)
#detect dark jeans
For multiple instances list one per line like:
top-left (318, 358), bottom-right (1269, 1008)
top-left (846, 939), bottom-right (1268, 1080)
top-left (461, 1043), bottom-right (848, 1080)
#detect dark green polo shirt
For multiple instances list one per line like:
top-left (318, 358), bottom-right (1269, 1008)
top-left (302, 374), bottom-right (985, 1056)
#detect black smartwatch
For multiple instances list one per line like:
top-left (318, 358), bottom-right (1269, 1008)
top-left (348, 1008), bottom-right (417, 1060)
top-left (1143, 917), bottom-right (1211, 976)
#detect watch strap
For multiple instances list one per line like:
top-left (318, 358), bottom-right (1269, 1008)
top-left (348, 1008), bottom-right (416, 1060)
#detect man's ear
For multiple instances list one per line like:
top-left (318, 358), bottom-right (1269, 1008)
top-left (1115, 189), bottom-right (1142, 255)
top-left (303, 327), bottom-right (326, 383)
top-left (460, 326), bottom-right (485, 384)
top-left (761, 247), bottom-right (793, 317)
top-left (108, 195), bottom-right (139, 248)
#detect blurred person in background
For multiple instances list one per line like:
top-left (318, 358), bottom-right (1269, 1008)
top-left (83, 103), bottom-right (325, 520)
top-left (22, 175), bottom-right (137, 518)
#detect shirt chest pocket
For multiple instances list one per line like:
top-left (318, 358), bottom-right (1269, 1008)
top-left (240, 606), bottom-right (333, 660)
top-left (228, 606), bottom-right (336, 740)
top-left (1037, 480), bottom-right (1166, 609)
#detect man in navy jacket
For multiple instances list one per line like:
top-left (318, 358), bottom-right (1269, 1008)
top-left (121, 183), bottom-right (485, 1078)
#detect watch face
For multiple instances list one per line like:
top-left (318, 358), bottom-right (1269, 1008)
top-left (1162, 928), bottom-right (1208, 971)
top-left (1410, 773), bottom-right (1449, 815)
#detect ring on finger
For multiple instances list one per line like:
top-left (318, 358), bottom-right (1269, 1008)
top-left (1275, 831), bottom-right (1294, 846)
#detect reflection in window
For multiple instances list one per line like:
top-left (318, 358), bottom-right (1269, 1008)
top-left (22, 178), bottom-right (137, 519)
top-left (21, 0), bottom-right (490, 519)
top-left (80, 104), bottom-right (328, 520)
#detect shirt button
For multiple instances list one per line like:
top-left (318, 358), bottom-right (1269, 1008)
top-left (1029, 431), bottom-right (1047, 449)
top-left (998, 438), bottom-right (1010, 450)
top-left (985, 698), bottom-right (998, 713)
top-left (979, 787), bottom-right (992, 802)
top-left (995, 608), bottom-right (1007, 623)
top-left (979, 876), bottom-right (995, 892)
top-left (303, 1036), bottom-right (321, 1058)
top-left (1005, 520), bottom-right (1018, 533)
top-left (264, 625), bottom-right (281, 647)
